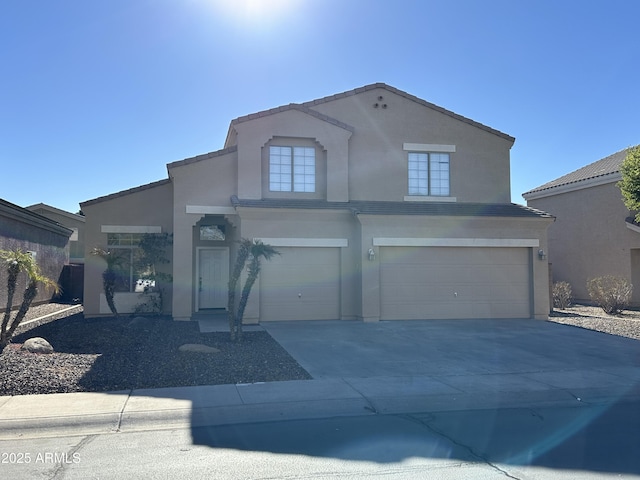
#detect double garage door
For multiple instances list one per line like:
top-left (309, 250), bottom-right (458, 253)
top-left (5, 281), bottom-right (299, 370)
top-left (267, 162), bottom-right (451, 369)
top-left (380, 246), bottom-right (531, 320)
top-left (258, 245), bottom-right (532, 321)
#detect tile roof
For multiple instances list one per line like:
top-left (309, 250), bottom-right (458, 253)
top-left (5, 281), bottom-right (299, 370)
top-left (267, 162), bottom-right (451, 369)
top-left (226, 83), bottom-right (514, 144)
top-left (80, 179), bottom-right (172, 207)
top-left (230, 104), bottom-right (354, 133)
top-left (524, 147), bottom-right (635, 197)
top-left (0, 198), bottom-right (73, 236)
top-left (230, 196), bottom-right (552, 219)
top-left (26, 203), bottom-right (85, 222)
top-left (301, 83), bottom-right (515, 143)
top-left (166, 146), bottom-right (238, 170)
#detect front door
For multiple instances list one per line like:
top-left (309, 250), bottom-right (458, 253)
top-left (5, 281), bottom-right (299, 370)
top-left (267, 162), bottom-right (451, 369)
top-left (198, 248), bottom-right (229, 310)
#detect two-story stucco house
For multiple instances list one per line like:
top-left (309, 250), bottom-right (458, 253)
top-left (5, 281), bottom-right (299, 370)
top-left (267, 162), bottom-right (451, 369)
top-left (81, 83), bottom-right (553, 322)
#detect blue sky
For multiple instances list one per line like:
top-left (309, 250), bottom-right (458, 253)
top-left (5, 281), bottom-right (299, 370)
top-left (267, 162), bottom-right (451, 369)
top-left (1, 0), bottom-right (638, 214)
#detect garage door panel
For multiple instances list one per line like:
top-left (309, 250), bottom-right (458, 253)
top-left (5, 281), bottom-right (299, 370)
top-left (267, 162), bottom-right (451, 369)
top-left (260, 247), bottom-right (340, 321)
top-left (380, 247), bottom-right (531, 320)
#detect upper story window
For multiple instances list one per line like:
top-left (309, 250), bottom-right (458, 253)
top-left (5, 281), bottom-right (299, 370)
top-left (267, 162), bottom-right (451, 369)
top-left (408, 152), bottom-right (450, 196)
top-left (269, 146), bottom-right (315, 193)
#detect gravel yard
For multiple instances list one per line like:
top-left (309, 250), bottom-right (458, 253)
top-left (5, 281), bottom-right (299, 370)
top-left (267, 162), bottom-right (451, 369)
top-left (548, 304), bottom-right (640, 340)
top-left (1, 302), bottom-right (638, 397)
top-left (1, 303), bottom-right (311, 396)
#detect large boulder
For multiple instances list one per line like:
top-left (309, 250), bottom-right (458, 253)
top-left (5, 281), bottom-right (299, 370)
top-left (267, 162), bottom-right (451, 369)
top-left (21, 337), bottom-right (54, 354)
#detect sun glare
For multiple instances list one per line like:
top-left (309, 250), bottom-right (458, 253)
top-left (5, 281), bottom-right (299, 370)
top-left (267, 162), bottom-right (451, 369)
top-left (209, 0), bottom-right (300, 27)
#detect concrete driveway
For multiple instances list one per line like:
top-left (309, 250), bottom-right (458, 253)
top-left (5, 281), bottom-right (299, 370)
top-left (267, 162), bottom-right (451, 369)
top-left (263, 318), bottom-right (640, 407)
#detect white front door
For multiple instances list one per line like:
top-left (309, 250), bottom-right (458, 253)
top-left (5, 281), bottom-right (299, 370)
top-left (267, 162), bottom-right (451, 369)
top-left (198, 248), bottom-right (229, 310)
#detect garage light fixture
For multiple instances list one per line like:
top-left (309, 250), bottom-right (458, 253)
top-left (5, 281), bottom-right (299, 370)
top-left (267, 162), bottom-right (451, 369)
top-left (538, 249), bottom-right (546, 260)
top-left (368, 248), bottom-right (376, 261)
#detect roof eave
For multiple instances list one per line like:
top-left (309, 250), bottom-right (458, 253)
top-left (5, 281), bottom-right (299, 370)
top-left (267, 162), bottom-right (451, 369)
top-left (523, 172), bottom-right (621, 201)
top-left (0, 199), bottom-right (73, 237)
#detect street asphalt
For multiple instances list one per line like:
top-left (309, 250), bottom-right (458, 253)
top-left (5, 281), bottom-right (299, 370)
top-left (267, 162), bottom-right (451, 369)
top-left (1, 317), bottom-right (639, 441)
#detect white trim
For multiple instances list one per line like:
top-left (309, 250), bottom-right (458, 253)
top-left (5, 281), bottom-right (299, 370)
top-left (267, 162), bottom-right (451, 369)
top-left (186, 205), bottom-right (237, 215)
top-left (20, 305), bottom-right (82, 327)
top-left (254, 238), bottom-right (348, 248)
top-left (404, 195), bottom-right (457, 203)
top-left (626, 222), bottom-right (640, 234)
top-left (523, 173), bottom-right (621, 201)
top-left (403, 143), bottom-right (456, 153)
top-left (373, 238), bottom-right (539, 248)
top-left (101, 225), bottom-right (161, 234)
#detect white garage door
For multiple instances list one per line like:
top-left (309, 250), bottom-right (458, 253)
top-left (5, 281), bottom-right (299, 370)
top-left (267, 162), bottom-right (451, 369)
top-left (259, 247), bottom-right (341, 321)
top-left (380, 247), bottom-right (531, 320)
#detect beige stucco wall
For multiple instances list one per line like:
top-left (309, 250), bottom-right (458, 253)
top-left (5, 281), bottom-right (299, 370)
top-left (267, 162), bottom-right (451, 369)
top-left (231, 109), bottom-right (352, 202)
top-left (528, 181), bottom-right (640, 303)
top-left (82, 181), bottom-right (174, 317)
top-left (169, 150), bottom-right (239, 320)
top-left (306, 87), bottom-right (514, 204)
top-left (227, 87), bottom-right (513, 205)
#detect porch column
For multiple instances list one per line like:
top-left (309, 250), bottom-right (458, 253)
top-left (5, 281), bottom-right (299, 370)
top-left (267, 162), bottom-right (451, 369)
top-left (172, 214), bottom-right (194, 321)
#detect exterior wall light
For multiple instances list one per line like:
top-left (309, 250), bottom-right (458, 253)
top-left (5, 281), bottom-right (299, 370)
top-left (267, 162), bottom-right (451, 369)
top-left (538, 249), bottom-right (547, 260)
top-left (368, 248), bottom-right (376, 261)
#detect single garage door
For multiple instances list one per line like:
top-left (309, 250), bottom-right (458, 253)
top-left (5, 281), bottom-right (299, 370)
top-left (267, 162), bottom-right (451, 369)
top-left (259, 247), bottom-right (341, 321)
top-left (380, 247), bottom-right (531, 320)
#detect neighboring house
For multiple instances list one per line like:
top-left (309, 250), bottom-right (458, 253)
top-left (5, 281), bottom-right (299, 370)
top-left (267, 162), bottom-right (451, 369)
top-left (26, 203), bottom-right (85, 264)
top-left (81, 83), bottom-right (553, 322)
top-left (26, 203), bottom-right (86, 302)
top-left (524, 146), bottom-right (640, 304)
top-left (0, 198), bottom-right (72, 309)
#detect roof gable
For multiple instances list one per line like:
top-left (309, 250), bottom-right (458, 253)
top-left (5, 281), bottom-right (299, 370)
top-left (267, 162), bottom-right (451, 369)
top-left (225, 83), bottom-right (514, 147)
top-left (302, 83), bottom-right (515, 143)
top-left (26, 203), bottom-right (85, 223)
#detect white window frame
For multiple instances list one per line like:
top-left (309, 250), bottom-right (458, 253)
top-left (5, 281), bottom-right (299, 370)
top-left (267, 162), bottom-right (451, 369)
top-left (106, 233), bottom-right (154, 293)
top-left (407, 152), bottom-right (450, 197)
top-left (269, 146), bottom-right (316, 193)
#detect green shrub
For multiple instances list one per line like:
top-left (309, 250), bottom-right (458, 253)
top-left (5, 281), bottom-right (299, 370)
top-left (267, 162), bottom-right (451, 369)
top-left (586, 276), bottom-right (633, 315)
top-left (552, 281), bottom-right (572, 309)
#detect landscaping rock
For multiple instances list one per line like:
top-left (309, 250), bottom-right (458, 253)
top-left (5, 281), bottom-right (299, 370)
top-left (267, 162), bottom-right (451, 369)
top-left (178, 343), bottom-right (220, 354)
top-left (21, 337), bottom-right (54, 354)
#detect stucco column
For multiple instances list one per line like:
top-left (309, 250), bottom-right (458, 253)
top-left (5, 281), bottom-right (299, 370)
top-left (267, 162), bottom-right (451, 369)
top-left (360, 230), bottom-right (381, 322)
top-left (172, 214), bottom-right (194, 321)
top-left (532, 246), bottom-right (551, 320)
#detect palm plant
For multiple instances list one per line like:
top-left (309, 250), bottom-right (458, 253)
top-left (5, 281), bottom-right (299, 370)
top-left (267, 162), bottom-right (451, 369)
top-left (227, 239), bottom-right (279, 342)
top-left (1, 249), bottom-right (60, 353)
top-left (91, 247), bottom-right (125, 318)
top-left (227, 239), bottom-right (251, 341)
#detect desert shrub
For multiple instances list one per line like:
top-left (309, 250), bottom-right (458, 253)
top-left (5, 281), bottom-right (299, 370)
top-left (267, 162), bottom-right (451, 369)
top-left (552, 281), bottom-right (572, 309)
top-left (586, 276), bottom-right (633, 315)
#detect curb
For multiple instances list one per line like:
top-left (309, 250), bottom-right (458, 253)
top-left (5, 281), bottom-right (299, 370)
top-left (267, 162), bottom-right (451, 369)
top-left (2, 378), bottom-right (639, 440)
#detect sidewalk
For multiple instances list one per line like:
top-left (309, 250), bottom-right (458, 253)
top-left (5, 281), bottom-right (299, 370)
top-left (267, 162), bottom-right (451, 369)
top-left (2, 315), bottom-right (640, 440)
top-left (2, 368), bottom-right (640, 440)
